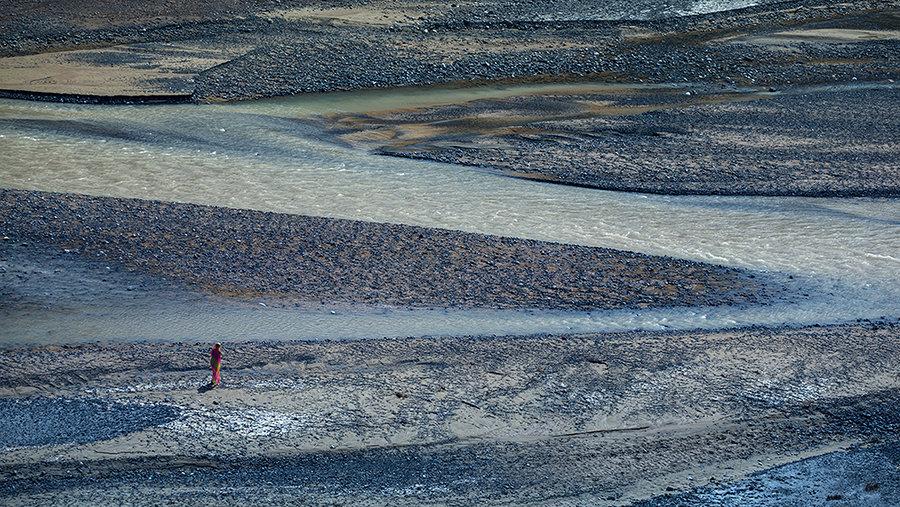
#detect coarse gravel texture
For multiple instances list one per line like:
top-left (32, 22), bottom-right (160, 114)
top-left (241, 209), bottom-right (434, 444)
top-left (354, 84), bottom-right (900, 197)
top-left (0, 397), bottom-right (179, 448)
top-left (0, 321), bottom-right (898, 505)
top-left (637, 443), bottom-right (900, 506)
top-left (190, 3), bottom-right (900, 102)
top-left (0, 188), bottom-right (775, 310)
top-left (0, 0), bottom-right (897, 102)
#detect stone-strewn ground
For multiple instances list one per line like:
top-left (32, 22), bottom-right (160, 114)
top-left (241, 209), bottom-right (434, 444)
top-left (0, 189), bottom-right (773, 310)
top-left (337, 84), bottom-right (900, 196)
top-left (0, 321), bottom-right (897, 505)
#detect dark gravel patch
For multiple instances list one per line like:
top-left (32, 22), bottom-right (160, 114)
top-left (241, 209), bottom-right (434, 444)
top-left (191, 16), bottom-right (900, 102)
top-left (65, 50), bottom-right (156, 67)
top-left (0, 397), bottom-right (179, 449)
top-left (0, 442), bottom-right (510, 501)
top-left (0, 188), bottom-right (774, 310)
top-left (190, 1), bottom-right (900, 101)
top-left (373, 85), bottom-right (900, 197)
top-left (636, 442), bottom-right (900, 506)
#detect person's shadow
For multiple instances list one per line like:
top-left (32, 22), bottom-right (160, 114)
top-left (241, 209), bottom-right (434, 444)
top-left (197, 383), bottom-right (215, 394)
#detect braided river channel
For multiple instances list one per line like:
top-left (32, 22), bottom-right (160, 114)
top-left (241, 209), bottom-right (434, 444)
top-left (0, 82), bottom-right (897, 343)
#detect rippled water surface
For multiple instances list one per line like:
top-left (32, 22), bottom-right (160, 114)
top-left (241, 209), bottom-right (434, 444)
top-left (0, 85), bottom-right (897, 343)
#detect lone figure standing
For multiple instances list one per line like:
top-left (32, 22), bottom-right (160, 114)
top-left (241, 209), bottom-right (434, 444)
top-left (210, 343), bottom-right (223, 386)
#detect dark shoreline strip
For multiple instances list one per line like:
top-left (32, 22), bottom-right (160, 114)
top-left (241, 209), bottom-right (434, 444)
top-left (375, 149), bottom-right (900, 199)
top-left (0, 89), bottom-right (192, 105)
top-left (499, 164), bottom-right (900, 199)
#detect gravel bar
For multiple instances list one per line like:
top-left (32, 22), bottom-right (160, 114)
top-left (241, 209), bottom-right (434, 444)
top-left (0, 188), bottom-right (774, 310)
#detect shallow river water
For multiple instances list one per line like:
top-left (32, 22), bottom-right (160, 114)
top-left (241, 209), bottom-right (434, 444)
top-left (0, 83), bottom-right (897, 343)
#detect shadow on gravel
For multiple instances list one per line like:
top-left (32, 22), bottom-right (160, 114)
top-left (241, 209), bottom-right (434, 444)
top-left (0, 397), bottom-right (179, 449)
top-left (0, 443), bottom-right (508, 502)
top-left (635, 442), bottom-right (900, 506)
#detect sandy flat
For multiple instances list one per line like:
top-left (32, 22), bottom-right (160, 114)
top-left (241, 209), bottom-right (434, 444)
top-left (0, 42), bottom-right (248, 96)
top-left (0, 322), bottom-right (897, 504)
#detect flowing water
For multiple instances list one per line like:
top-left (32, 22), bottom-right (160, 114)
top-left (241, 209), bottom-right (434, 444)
top-left (0, 82), bottom-right (897, 343)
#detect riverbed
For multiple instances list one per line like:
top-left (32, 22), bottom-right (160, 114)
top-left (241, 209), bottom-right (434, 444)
top-left (0, 82), bottom-right (897, 344)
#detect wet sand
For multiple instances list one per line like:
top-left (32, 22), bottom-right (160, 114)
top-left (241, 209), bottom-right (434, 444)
top-left (639, 442), bottom-right (900, 506)
top-left (0, 41), bottom-right (250, 97)
top-left (1, 322), bottom-right (897, 505)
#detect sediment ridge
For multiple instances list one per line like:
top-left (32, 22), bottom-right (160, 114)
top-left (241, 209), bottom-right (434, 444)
top-left (0, 188), bottom-right (774, 310)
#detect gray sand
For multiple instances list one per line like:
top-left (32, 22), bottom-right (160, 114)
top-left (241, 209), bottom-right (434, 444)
top-left (1, 322), bottom-right (897, 505)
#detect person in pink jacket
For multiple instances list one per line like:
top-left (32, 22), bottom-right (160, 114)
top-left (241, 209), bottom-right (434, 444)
top-left (210, 343), bottom-right (223, 387)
